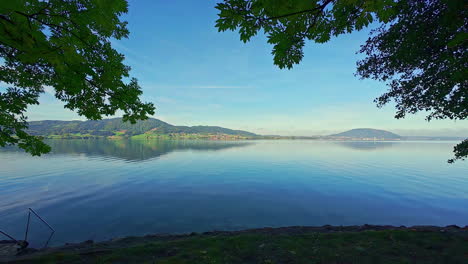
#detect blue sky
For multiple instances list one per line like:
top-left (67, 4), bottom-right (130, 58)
top-left (21, 0), bottom-right (468, 136)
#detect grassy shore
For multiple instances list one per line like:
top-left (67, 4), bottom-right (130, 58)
top-left (5, 225), bottom-right (468, 264)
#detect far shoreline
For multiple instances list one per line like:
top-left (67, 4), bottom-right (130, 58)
top-left (38, 136), bottom-right (464, 142)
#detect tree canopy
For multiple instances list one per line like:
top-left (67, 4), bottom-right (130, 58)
top-left (215, 0), bottom-right (467, 162)
top-left (0, 0), bottom-right (154, 155)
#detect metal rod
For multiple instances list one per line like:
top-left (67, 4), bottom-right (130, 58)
top-left (0, 230), bottom-right (19, 243)
top-left (24, 211), bottom-right (31, 241)
top-left (43, 231), bottom-right (55, 248)
top-left (28, 208), bottom-right (55, 232)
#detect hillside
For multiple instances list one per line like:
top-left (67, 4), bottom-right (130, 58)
top-left (330, 128), bottom-right (402, 139)
top-left (27, 118), bottom-right (257, 138)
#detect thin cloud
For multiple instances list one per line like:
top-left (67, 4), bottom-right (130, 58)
top-left (189, 85), bottom-right (251, 89)
top-left (140, 83), bottom-right (252, 90)
top-left (112, 41), bottom-right (155, 69)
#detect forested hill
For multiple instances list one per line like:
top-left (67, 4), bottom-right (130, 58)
top-left (27, 118), bottom-right (257, 137)
top-left (330, 128), bottom-right (402, 139)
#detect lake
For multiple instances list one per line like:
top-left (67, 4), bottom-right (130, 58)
top-left (1, 139), bottom-right (467, 247)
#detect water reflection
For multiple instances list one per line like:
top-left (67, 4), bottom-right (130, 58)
top-left (4, 139), bottom-right (253, 161)
top-left (335, 141), bottom-right (397, 151)
top-left (1, 140), bottom-right (467, 248)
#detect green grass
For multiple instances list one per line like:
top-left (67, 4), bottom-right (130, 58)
top-left (13, 230), bottom-right (468, 264)
top-left (114, 131), bottom-right (126, 136)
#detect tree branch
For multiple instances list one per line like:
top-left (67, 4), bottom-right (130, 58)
top-left (264, 0), bottom-right (333, 21)
top-left (13, 10), bottom-right (93, 49)
top-left (0, 14), bottom-right (15, 24)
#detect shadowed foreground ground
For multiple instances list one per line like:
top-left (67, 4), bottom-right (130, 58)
top-left (3, 225), bottom-right (468, 264)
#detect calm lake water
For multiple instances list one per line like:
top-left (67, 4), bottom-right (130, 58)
top-left (1, 139), bottom-right (467, 247)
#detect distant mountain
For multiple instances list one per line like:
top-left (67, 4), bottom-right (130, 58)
top-left (330, 128), bottom-right (402, 139)
top-left (27, 118), bottom-right (257, 138)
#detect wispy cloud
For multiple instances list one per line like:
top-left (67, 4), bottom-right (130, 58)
top-left (111, 41), bottom-right (157, 73)
top-left (141, 83), bottom-right (253, 90)
top-left (189, 85), bottom-right (251, 89)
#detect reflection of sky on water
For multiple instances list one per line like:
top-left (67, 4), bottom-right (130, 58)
top-left (334, 141), bottom-right (397, 151)
top-left (1, 139), bottom-right (253, 162)
top-left (0, 140), bottom-right (467, 247)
